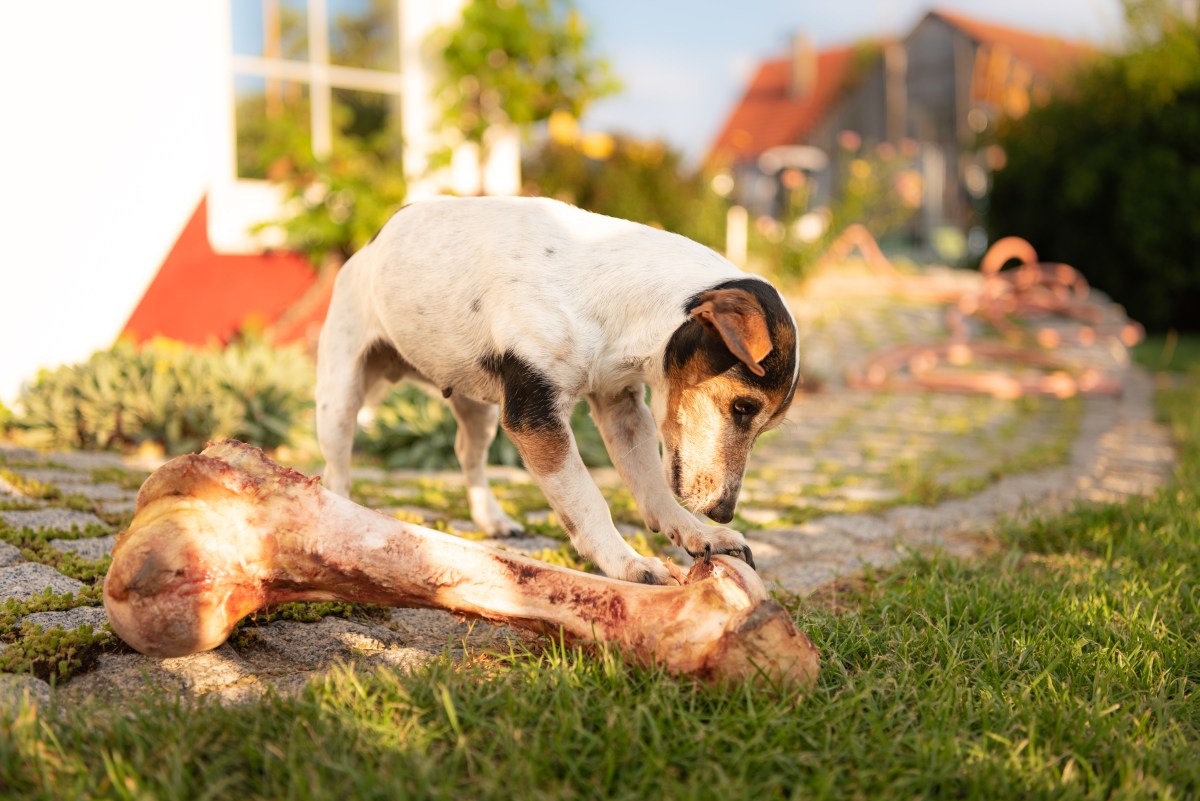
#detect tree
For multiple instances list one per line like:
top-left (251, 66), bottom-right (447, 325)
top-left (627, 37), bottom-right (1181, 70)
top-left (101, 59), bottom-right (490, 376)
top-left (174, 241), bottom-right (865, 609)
top-left (523, 133), bottom-right (727, 250)
top-left (434, 0), bottom-right (619, 192)
top-left (988, 1), bottom-right (1200, 330)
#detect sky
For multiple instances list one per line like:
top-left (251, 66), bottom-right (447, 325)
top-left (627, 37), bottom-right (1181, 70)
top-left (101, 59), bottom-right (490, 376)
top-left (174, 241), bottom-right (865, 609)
top-left (573, 0), bottom-right (1126, 163)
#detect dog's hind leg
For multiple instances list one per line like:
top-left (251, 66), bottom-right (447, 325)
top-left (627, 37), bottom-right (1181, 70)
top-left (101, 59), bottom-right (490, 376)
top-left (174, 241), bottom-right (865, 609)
top-left (317, 335), bottom-right (411, 497)
top-left (316, 261), bottom-right (404, 498)
top-left (448, 394), bottom-right (525, 537)
top-left (315, 323), bottom-right (368, 498)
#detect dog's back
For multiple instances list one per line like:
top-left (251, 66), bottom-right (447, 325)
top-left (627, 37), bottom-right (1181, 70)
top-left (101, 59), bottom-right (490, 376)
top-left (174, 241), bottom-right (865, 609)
top-left (336, 196), bottom-right (745, 401)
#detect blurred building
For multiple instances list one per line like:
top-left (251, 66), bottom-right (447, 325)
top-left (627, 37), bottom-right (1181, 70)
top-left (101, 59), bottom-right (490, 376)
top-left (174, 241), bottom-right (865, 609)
top-left (707, 9), bottom-right (1094, 260)
top-left (0, 0), bottom-right (518, 403)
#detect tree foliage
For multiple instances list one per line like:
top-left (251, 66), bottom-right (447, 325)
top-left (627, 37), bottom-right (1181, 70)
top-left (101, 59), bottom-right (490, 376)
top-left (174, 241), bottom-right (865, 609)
top-left (988, 2), bottom-right (1200, 330)
top-left (523, 135), bottom-right (727, 249)
top-left (260, 127), bottom-right (407, 266)
top-left (435, 0), bottom-right (619, 155)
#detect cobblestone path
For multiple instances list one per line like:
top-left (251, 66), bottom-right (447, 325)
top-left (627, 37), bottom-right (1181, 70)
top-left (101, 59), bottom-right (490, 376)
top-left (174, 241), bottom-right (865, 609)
top-left (0, 271), bottom-right (1177, 708)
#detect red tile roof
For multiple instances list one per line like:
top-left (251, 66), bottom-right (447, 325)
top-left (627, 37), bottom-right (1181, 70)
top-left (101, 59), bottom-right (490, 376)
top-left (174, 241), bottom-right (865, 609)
top-left (122, 197), bottom-right (321, 346)
top-left (707, 45), bottom-right (861, 167)
top-left (927, 9), bottom-right (1095, 82)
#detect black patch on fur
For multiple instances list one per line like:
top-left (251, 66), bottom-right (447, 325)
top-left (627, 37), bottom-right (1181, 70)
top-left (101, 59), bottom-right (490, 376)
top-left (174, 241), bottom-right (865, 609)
top-left (663, 313), bottom-right (739, 378)
top-left (469, 297), bottom-right (482, 314)
top-left (480, 352), bottom-right (503, 376)
top-left (479, 351), bottom-right (562, 433)
top-left (664, 278), bottom-right (798, 393)
top-left (544, 246), bottom-right (556, 257)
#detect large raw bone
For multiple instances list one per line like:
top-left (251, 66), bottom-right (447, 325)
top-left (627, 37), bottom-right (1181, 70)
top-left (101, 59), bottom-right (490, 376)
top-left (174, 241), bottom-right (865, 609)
top-left (104, 441), bottom-right (819, 688)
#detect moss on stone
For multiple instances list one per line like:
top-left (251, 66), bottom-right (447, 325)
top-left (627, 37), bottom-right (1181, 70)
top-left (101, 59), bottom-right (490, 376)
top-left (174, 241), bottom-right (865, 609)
top-left (0, 623), bottom-right (114, 682)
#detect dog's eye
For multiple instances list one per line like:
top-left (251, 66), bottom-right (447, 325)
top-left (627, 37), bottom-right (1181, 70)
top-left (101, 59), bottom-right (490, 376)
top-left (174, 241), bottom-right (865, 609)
top-left (731, 399), bottom-right (760, 418)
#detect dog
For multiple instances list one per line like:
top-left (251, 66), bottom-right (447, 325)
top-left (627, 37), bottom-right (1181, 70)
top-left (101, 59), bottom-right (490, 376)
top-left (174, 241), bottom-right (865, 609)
top-left (316, 196), bottom-right (800, 585)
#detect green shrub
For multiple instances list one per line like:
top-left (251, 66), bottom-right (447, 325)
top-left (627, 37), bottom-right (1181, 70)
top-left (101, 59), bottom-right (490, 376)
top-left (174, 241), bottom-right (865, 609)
top-left (16, 338), bottom-right (615, 469)
top-left (15, 336), bottom-right (314, 454)
top-left (356, 385), bottom-right (611, 470)
top-left (988, 9), bottom-right (1200, 330)
top-left (523, 135), bottom-right (727, 251)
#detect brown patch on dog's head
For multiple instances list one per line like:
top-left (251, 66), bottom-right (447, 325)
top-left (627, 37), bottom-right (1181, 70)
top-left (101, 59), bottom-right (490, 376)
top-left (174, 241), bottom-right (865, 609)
top-left (690, 289), bottom-right (773, 377)
top-left (658, 279), bottom-right (799, 522)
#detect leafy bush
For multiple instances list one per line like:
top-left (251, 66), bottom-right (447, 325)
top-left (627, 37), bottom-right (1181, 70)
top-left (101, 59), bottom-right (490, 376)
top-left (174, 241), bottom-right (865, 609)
top-left (356, 385), bottom-right (611, 470)
top-left (434, 0), bottom-right (618, 187)
top-left (523, 134), bottom-right (727, 250)
top-left (15, 337), bottom-right (314, 454)
top-left (258, 133), bottom-right (408, 267)
top-left (988, 9), bottom-right (1200, 330)
top-left (14, 338), bottom-right (613, 469)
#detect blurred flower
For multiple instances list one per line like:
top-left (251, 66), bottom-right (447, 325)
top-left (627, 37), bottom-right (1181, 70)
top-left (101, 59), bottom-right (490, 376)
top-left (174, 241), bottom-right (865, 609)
top-left (985, 144), bottom-right (1007, 170)
top-left (710, 172), bottom-right (735, 197)
top-left (837, 130), bottom-right (862, 151)
top-left (780, 168), bottom-right (805, 189)
top-left (755, 215), bottom-right (785, 243)
top-left (894, 169), bottom-right (923, 208)
top-left (580, 131), bottom-right (614, 160)
top-left (548, 109), bottom-right (579, 145)
top-left (302, 181), bottom-right (328, 207)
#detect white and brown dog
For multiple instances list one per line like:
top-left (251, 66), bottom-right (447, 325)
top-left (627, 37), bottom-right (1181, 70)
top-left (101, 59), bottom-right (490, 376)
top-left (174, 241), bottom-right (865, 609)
top-left (316, 196), bottom-right (799, 585)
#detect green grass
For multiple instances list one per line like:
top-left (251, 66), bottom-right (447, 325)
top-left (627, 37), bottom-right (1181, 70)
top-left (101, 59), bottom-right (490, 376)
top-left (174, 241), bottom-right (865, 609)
top-left (1132, 331), bottom-right (1200, 373)
top-left (1, 373), bottom-right (1197, 799)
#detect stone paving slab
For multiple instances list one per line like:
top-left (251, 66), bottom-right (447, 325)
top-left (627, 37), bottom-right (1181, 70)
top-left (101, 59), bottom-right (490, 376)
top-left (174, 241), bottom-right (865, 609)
top-left (21, 606), bottom-right (109, 632)
top-left (0, 674), bottom-right (52, 711)
top-left (0, 541), bottom-right (23, 567)
top-left (97, 498), bottom-right (138, 517)
top-left (0, 562), bottom-right (84, 601)
top-left (48, 535), bottom-right (117, 561)
top-left (61, 646), bottom-right (257, 704)
top-left (54, 483), bottom-right (133, 502)
top-left (12, 469), bottom-right (92, 486)
top-left (0, 508), bottom-right (108, 533)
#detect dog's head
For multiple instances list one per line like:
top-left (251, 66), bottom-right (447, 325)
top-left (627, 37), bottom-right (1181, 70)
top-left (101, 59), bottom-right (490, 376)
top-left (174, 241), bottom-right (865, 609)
top-left (655, 279), bottom-right (799, 523)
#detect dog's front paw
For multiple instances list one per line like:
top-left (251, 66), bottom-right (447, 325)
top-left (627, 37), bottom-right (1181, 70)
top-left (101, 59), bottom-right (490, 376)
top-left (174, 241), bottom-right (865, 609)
top-left (610, 555), bottom-right (679, 586)
top-left (665, 523), bottom-right (755, 570)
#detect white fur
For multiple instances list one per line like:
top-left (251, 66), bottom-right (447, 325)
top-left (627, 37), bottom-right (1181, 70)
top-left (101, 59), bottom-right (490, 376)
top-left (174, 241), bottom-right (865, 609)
top-left (317, 196), bottom-right (788, 584)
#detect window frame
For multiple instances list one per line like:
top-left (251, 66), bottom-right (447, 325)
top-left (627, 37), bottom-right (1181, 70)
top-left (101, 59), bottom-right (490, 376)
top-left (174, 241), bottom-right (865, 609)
top-left (229, 0), bottom-right (405, 174)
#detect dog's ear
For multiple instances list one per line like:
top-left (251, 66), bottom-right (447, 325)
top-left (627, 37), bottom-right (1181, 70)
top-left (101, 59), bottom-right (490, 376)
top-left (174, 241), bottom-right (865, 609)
top-left (691, 289), bottom-right (772, 377)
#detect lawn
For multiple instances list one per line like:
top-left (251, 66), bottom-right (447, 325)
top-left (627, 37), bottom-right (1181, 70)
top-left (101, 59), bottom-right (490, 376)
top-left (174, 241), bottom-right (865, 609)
top-left (1, 372), bottom-right (1197, 800)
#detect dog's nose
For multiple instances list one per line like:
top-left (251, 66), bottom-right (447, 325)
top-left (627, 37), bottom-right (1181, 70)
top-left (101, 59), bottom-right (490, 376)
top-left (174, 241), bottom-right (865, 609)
top-left (704, 500), bottom-right (736, 524)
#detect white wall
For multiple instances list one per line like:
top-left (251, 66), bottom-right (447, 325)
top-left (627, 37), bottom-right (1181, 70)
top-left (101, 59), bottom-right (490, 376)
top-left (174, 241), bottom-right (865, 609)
top-left (0, 1), bottom-right (224, 403)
